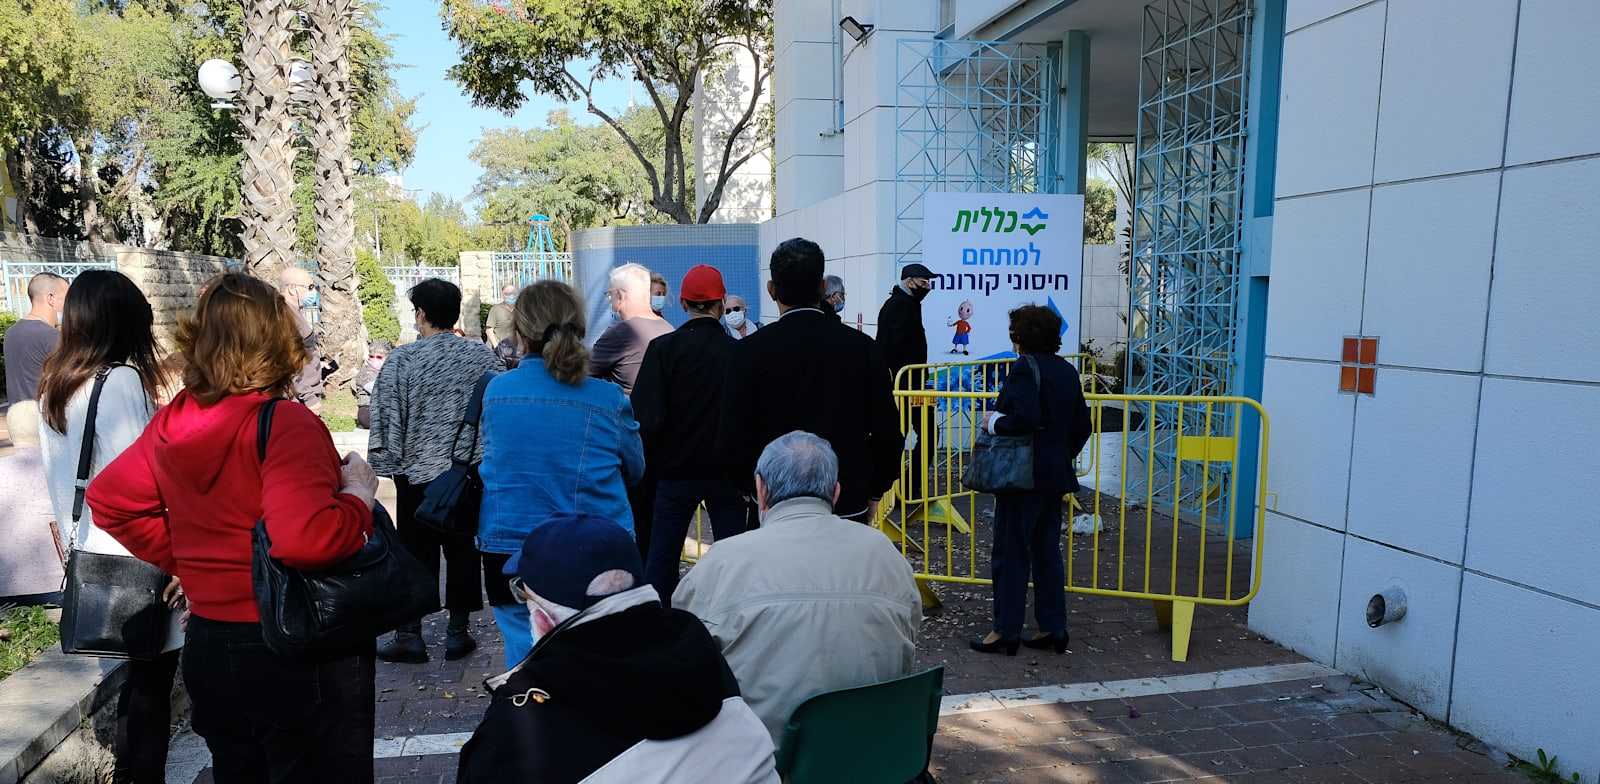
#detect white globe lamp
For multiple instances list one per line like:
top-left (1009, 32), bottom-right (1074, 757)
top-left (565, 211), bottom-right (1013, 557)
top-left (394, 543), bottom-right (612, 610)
top-left (197, 59), bottom-right (241, 108)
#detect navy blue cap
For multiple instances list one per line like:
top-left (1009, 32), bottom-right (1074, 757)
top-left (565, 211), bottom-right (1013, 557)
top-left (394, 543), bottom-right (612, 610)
top-left (503, 512), bottom-right (643, 610)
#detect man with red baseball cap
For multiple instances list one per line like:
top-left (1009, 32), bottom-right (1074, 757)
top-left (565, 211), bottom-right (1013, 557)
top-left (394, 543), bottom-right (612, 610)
top-left (630, 264), bottom-right (752, 604)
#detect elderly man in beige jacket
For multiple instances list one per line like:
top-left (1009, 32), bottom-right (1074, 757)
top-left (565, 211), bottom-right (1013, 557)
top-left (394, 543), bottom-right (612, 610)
top-left (673, 430), bottom-right (922, 747)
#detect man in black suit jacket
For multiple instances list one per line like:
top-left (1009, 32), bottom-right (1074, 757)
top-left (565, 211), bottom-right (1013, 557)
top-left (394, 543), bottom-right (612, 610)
top-left (720, 239), bottom-right (902, 522)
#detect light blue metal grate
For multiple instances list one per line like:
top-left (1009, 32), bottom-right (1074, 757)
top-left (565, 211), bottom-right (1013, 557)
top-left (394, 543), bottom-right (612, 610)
top-left (894, 39), bottom-right (1060, 269)
top-left (493, 215), bottom-right (572, 289)
top-left (1128, 0), bottom-right (1253, 522)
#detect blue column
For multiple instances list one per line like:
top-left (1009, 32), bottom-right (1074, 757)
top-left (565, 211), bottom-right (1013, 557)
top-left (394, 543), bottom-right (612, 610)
top-left (1059, 30), bottom-right (1090, 195)
top-left (1231, 0), bottom-right (1286, 540)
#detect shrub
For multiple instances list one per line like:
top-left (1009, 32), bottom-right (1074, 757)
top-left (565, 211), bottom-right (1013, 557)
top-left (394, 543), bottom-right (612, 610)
top-left (0, 311), bottom-right (19, 400)
top-left (356, 251), bottom-right (400, 344)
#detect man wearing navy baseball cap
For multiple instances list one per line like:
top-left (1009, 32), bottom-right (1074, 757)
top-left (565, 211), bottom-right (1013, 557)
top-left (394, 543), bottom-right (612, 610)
top-left (457, 511), bottom-right (777, 784)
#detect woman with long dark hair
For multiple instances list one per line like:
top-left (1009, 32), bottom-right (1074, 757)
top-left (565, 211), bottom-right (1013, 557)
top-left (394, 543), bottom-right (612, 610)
top-left (477, 280), bottom-right (644, 667)
top-left (88, 273), bottom-right (379, 782)
top-left (38, 270), bottom-right (181, 784)
top-left (969, 305), bottom-right (1092, 656)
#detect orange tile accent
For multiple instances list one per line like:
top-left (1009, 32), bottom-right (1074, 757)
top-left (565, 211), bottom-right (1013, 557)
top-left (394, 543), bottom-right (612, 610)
top-left (1357, 367), bottom-right (1376, 394)
top-left (1342, 337), bottom-right (1359, 364)
top-left (1358, 338), bottom-right (1378, 365)
top-left (1340, 366), bottom-right (1358, 392)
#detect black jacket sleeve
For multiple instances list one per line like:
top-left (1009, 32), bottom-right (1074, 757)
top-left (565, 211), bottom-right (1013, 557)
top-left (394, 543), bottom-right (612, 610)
top-left (632, 340), bottom-right (667, 455)
top-left (865, 339), bottom-right (904, 499)
top-left (717, 342), bottom-right (758, 495)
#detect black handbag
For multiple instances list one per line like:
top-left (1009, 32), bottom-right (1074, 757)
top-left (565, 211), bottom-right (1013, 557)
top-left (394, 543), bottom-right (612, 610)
top-left (414, 371), bottom-right (495, 536)
top-left (251, 400), bottom-right (438, 659)
top-left (59, 365), bottom-right (172, 661)
top-left (961, 356), bottom-right (1041, 495)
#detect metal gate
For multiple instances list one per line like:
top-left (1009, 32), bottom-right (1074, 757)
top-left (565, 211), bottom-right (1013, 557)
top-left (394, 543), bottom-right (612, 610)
top-left (894, 39), bottom-right (1060, 268)
top-left (1128, 0), bottom-right (1254, 524)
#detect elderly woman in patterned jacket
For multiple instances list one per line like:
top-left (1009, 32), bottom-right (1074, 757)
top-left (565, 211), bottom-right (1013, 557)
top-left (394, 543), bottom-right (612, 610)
top-left (369, 278), bottom-right (503, 664)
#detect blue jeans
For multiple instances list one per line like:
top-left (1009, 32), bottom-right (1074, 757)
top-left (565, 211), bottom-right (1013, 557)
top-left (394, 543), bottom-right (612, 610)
top-left (646, 479), bottom-right (750, 606)
top-left (491, 603), bottom-right (532, 670)
top-left (989, 490), bottom-right (1067, 639)
top-left (182, 615), bottom-right (375, 783)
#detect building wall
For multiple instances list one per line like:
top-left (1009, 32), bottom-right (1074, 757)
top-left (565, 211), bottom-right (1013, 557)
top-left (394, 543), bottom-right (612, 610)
top-left (695, 44), bottom-right (774, 224)
top-left (1249, 1), bottom-right (1600, 777)
top-left (114, 248), bottom-right (233, 348)
top-left (772, 0), bottom-right (844, 214)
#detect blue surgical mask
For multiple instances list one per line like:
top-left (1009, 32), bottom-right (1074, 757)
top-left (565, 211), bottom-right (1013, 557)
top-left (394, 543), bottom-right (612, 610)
top-left (650, 295), bottom-right (668, 312)
top-left (505, 294), bottom-right (517, 305)
top-left (833, 299), bottom-right (846, 313)
top-left (300, 290), bottom-right (319, 308)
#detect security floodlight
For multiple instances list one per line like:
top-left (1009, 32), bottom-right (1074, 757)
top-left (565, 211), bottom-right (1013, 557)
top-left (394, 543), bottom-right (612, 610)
top-left (839, 16), bottom-right (874, 42)
top-left (197, 59), bottom-right (241, 108)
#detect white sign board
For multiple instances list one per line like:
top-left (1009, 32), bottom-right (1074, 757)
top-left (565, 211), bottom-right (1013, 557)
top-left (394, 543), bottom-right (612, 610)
top-left (918, 192), bottom-right (1084, 360)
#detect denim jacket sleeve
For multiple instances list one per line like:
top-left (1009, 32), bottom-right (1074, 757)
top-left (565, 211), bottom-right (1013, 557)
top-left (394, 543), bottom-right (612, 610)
top-left (618, 395), bottom-right (645, 486)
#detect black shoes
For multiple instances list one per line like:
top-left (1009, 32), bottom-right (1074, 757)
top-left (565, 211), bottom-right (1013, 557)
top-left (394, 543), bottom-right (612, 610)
top-left (968, 635), bottom-right (1021, 656)
top-left (1022, 632), bottom-right (1069, 654)
top-left (376, 630), bottom-right (428, 663)
top-left (444, 627), bottom-right (477, 661)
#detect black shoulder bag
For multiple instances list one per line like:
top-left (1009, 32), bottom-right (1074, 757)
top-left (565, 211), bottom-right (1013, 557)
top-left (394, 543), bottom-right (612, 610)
top-left (60, 365), bottom-right (172, 660)
top-left (414, 371), bottom-right (496, 536)
top-left (961, 355), bottom-right (1041, 495)
top-left (251, 400), bottom-right (438, 658)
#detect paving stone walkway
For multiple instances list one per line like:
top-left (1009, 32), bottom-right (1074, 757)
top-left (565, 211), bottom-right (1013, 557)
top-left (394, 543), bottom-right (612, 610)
top-left (170, 480), bottom-right (1521, 783)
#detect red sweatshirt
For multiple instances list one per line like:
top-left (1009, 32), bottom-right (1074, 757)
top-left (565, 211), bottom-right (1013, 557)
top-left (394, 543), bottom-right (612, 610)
top-left (87, 390), bottom-right (373, 623)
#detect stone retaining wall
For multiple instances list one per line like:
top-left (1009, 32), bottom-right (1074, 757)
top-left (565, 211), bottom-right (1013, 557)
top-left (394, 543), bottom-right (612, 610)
top-left (114, 249), bottom-right (234, 348)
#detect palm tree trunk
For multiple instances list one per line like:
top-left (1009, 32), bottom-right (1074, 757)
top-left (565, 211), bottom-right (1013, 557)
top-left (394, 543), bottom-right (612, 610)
top-left (239, 0), bottom-right (299, 279)
top-left (308, 0), bottom-right (364, 392)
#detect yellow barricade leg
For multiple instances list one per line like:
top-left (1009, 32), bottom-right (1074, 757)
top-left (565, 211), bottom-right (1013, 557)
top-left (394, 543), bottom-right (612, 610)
top-left (906, 498), bottom-right (970, 534)
top-left (1151, 599), bottom-right (1196, 662)
top-left (914, 576), bottom-right (943, 610)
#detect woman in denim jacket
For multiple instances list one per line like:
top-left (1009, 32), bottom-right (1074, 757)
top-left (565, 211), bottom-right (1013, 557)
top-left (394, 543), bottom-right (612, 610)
top-left (478, 280), bottom-right (645, 667)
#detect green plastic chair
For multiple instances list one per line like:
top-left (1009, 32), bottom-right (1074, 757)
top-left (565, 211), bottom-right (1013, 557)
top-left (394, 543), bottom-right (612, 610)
top-left (774, 666), bottom-right (945, 784)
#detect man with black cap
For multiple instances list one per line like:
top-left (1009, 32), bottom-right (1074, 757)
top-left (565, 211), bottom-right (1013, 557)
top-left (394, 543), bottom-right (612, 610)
top-left (876, 262), bottom-right (935, 509)
top-left (632, 264), bottom-right (750, 605)
top-left (458, 512), bottom-right (778, 784)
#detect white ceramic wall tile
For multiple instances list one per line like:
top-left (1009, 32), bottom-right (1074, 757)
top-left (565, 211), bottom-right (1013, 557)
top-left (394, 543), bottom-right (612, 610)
top-left (1285, 0), bottom-right (1375, 33)
top-left (1363, 173), bottom-right (1497, 372)
top-left (1347, 369), bottom-right (1479, 564)
top-left (1247, 512), bottom-right (1344, 663)
top-left (775, 0), bottom-right (837, 46)
top-left (786, 154), bottom-right (846, 213)
top-left (1333, 538), bottom-right (1461, 718)
top-left (776, 41), bottom-right (839, 106)
top-left (778, 97), bottom-right (846, 161)
top-left (1505, 0), bottom-right (1600, 165)
top-left (1451, 575), bottom-right (1600, 781)
top-left (1373, 0), bottom-right (1516, 183)
top-left (1262, 358), bottom-right (1356, 530)
top-left (1275, 5), bottom-right (1385, 197)
top-left (843, 107), bottom-right (899, 190)
top-left (1484, 158), bottom-right (1600, 383)
top-left (856, 0), bottom-right (939, 37)
top-left (1264, 190), bottom-right (1369, 361)
top-left (1466, 378), bottom-right (1600, 606)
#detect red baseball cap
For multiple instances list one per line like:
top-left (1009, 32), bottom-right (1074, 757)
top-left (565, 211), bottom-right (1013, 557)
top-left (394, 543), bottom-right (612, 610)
top-left (680, 264), bottom-right (727, 302)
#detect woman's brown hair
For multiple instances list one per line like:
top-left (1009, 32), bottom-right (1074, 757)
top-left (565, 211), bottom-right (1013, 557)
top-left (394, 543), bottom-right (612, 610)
top-left (512, 280), bottom-right (590, 386)
top-left (175, 273), bottom-right (308, 405)
top-left (1008, 304), bottom-right (1064, 354)
top-left (39, 270), bottom-right (169, 433)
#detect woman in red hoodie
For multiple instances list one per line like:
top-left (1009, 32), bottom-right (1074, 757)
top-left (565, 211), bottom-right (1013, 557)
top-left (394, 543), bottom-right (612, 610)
top-left (88, 273), bottom-right (379, 783)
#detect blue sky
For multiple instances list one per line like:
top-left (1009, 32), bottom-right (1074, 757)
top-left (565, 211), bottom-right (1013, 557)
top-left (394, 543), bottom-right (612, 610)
top-left (375, 1), bottom-right (631, 213)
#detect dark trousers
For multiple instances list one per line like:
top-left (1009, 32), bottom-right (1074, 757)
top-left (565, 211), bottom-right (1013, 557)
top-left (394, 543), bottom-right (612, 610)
top-left (646, 478), bottom-right (749, 605)
top-left (113, 649), bottom-right (180, 784)
top-left (183, 615), bottom-right (375, 783)
top-left (395, 476), bottom-right (485, 616)
top-left (629, 468), bottom-right (658, 564)
top-left (989, 490), bottom-right (1067, 639)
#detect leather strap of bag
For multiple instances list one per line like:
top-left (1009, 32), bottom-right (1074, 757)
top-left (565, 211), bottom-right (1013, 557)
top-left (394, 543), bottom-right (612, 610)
top-left (70, 365), bottom-right (118, 525)
top-left (257, 398), bottom-right (279, 462)
top-left (448, 371), bottom-right (496, 465)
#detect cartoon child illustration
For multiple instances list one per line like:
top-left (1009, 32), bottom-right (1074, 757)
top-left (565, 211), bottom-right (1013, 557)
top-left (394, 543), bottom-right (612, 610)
top-left (947, 300), bottom-right (974, 355)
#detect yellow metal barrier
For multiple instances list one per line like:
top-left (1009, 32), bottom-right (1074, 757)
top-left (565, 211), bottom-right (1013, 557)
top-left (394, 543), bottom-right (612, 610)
top-left (880, 355), bottom-right (1269, 662)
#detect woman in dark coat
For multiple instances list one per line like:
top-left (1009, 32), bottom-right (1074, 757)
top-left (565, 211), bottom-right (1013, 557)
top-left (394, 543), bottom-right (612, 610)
top-left (970, 305), bottom-right (1092, 655)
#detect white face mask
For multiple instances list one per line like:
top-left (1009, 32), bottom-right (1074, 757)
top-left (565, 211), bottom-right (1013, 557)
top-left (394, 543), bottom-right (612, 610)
top-left (725, 310), bottom-right (746, 330)
top-left (650, 295), bottom-right (668, 312)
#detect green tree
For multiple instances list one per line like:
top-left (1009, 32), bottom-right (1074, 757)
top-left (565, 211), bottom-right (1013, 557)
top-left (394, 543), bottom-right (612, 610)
top-left (471, 108), bottom-right (673, 249)
top-left (1083, 178), bottom-right (1116, 244)
top-left (0, 0), bottom-right (84, 233)
top-left (355, 248), bottom-right (399, 343)
top-left (442, 0), bottom-right (770, 224)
